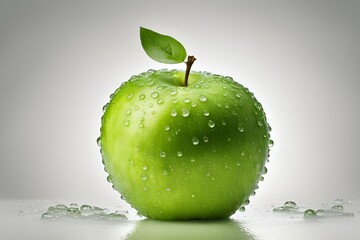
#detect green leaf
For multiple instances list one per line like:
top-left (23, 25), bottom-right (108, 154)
top-left (140, 27), bottom-right (187, 64)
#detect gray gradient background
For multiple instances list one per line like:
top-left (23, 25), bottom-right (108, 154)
top-left (0, 0), bottom-right (359, 207)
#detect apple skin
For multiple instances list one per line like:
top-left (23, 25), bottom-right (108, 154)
top-left (100, 69), bottom-right (271, 220)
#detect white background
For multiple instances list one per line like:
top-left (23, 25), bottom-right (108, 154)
top-left (1, 0), bottom-right (360, 207)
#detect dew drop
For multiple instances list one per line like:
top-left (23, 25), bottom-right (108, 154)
top-left (124, 120), bottom-right (130, 126)
top-left (151, 91), bottom-right (159, 99)
top-left (208, 120), bottom-right (215, 128)
top-left (162, 170), bottom-right (168, 176)
top-left (172, 99), bottom-right (178, 104)
top-left (184, 98), bottom-right (191, 103)
top-left (125, 109), bottom-right (132, 115)
top-left (236, 93), bottom-right (241, 98)
top-left (199, 95), bottom-right (207, 102)
top-left (222, 120), bottom-right (227, 125)
top-left (177, 151), bottom-right (183, 157)
top-left (139, 123), bottom-right (144, 128)
top-left (262, 167), bottom-right (268, 174)
top-left (164, 126), bottom-right (170, 131)
top-left (139, 94), bottom-right (145, 100)
top-left (191, 103), bottom-right (197, 107)
top-left (238, 125), bottom-right (244, 132)
top-left (244, 199), bottom-right (250, 205)
top-left (160, 151), bottom-right (166, 158)
top-left (157, 98), bottom-right (164, 104)
top-left (182, 108), bottom-right (190, 117)
top-left (191, 194), bottom-right (195, 198)
top-left (257, 120), bottom-right (263, 126)
top-left (203, 136), bottom-right (209, 142)
top-left (190, 157), bottom-right (196, 162)
top-left (171, 109), bottom-right (177, 117)
top-left (127, 93), bottom-right (133, 99)
top-left (284, 201), bottom-right (297, 209)
top-left (166, 187), bottom-right (171, 192)
top-left (239, 206), bottom-right (245, 212)
top-left (141, 174), bottom-right (147, 181)
top-left (203, 110), bottom-right (210, 116)
top-left (142, 165), bottom-right (148, 171)
top-left (169, 89), bottom-right (178, 96)
top-left (102, 103), bottom-right (109, 112)
top-left (96, 137), bottom-right (101, 147)
top-left (192, 137), bottom-right (199, 145)
top-left (269, 139), bottom-right (274, 147)
top-left (148, 103), bottom-right (153, 108)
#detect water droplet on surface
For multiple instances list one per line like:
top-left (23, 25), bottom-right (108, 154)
top-left (96, 137), bottom-right (101, 146)
top-left (127, 93), bottom-right (133, 99)
top-left (203, 110), bottom-right (210, 116)
top-left (165, 126), bottom-right (170, 131)
top-left (182, 108), bottom-right (190, 117)
top-left (238, 125), bottom-right (244, 132)
top-left (269, 139), bottom-right (274, 147)
top-left (208, 120), bottom-right (215, 128)
top-left (171, 109), bottom-right (177, 117)
top-left (166, 188), bottom-right (171, 192)
top-left (142, 166), bottom-right (148, 171)
top-left (139, 123), bottom-right (144, 128)
top-left (257, 120), bottom-right (263, 126)
top-left (162, 170), bottom-right (168, 175)
top-left (191, 194), bottom-right (195, 198)
top-left (190, 157), bottom-right (196, 162)
top-left (157, 98), bottom-right (164, 104)
top-left (123, 120), bottom-right (130, 126)
top-left (139, 94), bottom-right (145, 100)
top-left (331, 204), bottom-right (344, 211)
top-left (244, 199), bottom-right (250, 205)
top-left (262, 167), bottom-right (268, 174)
top-left (148, 103), bottom-right (153, 108)
top-left (203, 136), bottom-right (209, 142)
top-left (80, 205), bottom-right (91, 211)
top-left (284, 201), bottom-right (298, 209)
top-left (199, 95), bottom-right (207, 102)
top-left (102, 103), bottom-right (109, 112)
top-left (141, 174), bottom-right (147, 181)
top-left (239, 206), bottom-right (245, 212)
top-left (151, 91), bottom-right (159, 99)
top-left (177, 151), bottom-right (183, 157)
top-left (172, 99), bottom-right (178, 104)
top-left (192, 137), bottom-right (199, 145)
top-left (304, 209), bottom-right (317, 217)
top-left (222, 120), bottom-right (226, 125)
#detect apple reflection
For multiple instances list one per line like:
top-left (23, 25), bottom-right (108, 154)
top-left (125, 219), bottom-right (255, 240)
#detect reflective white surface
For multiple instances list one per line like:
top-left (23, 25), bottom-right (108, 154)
top-left (1, 199), bottom-right (359, 240)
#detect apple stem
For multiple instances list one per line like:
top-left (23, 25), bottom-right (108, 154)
top-left (184, 56), bottom-right (196, 86)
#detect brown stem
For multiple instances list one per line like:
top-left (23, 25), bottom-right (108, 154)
top-left (184, 55), bottom-right (196, 86)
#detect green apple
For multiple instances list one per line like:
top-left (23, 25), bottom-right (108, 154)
top-left (98, 27), bottom-right (272, 220)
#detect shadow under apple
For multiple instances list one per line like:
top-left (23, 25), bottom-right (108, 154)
top-left (125, 218), bottom-right (255, 240)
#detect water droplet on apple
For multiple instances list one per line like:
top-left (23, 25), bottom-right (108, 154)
top-left (269, 139), bottom-right (274, 147)
top-left (190, 157), bottom-right (196, 162)
top-left (147, 69), bottom-right (155, 74)
top-left (257, 120), bottom-right (263, 126)
top-left (141, 174), bottom-right (147, 181)
top-left (260, 176), bottom-right (264, 181)
top-left (151, 91), bottom-right (159, 99)
top-left (284, 201), bottom-right (297, 209)
top-left (191, 194), bottom-right (195, 198)
top-left (164, 126), bottom-right (170, 131)
top-left (182, 108), bottom-right (190, 117)
top-left (199, 95), bottom-right (207, 102)
top-left (239, 206), bottom-right (245, 212)
top-left (238, 124), bottom-right (244, 132)
top-left (125, 109), bottom-right (132, 115)
top-left (142, 165), bottom-right (148, 171)
top-left (241, 152), bottom-right (245, 156)
top-left (203, 110), bottom-right (210, 116)
top-left (172, 99), bottom-right (178, 104)
top-left (222, 120), bottom-right (227, 125)
top-left (169, 89), bottom-right (178, 96)
top-left (208, 120), bottom-right (215, 128)
top-left (203, 136), bottom-right (209, 142)
top-left (192, 137), bottom-right (199, 145)
top-left (96, 137), bottom-right (101, 146)
top-left (139, 94), bottom-right (145, 100)
top-left (177, 151), bottom-right (183, 157)
top-left (124, 120), bottom-right (130, 126)
top-left (106, 176), bottom-right (111, 182)
top-left (143, 187), bottom-right (148, 191)
top-left (171, 109), bottom-right (177, 117)
top-left (127, 93), bottom-right (133, 99)
top-left (102, 103), bottom-right (109, 112)
top-left (236, 93), bottom-right (241, 98)
top-left (262, 167), bottom-right (268, 174)
top-left (244, 199), bottom-right (250, 205)
top-left (157, 98), bottom-right (164, 104)
top-left (184, 98), bottom-right (191, 103)
top-left (162, 170), bottom-right (168, 176)
top-left (160, 151), bottom-right (166, 158)
top-left (191, 102), bottom-right (197, 107)
top-left (251, 191), bottom-right (256, 196)
top-left (166, 187), bottom-right (171, 192)
top-left (139, 123), bottom-right (144, 128)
